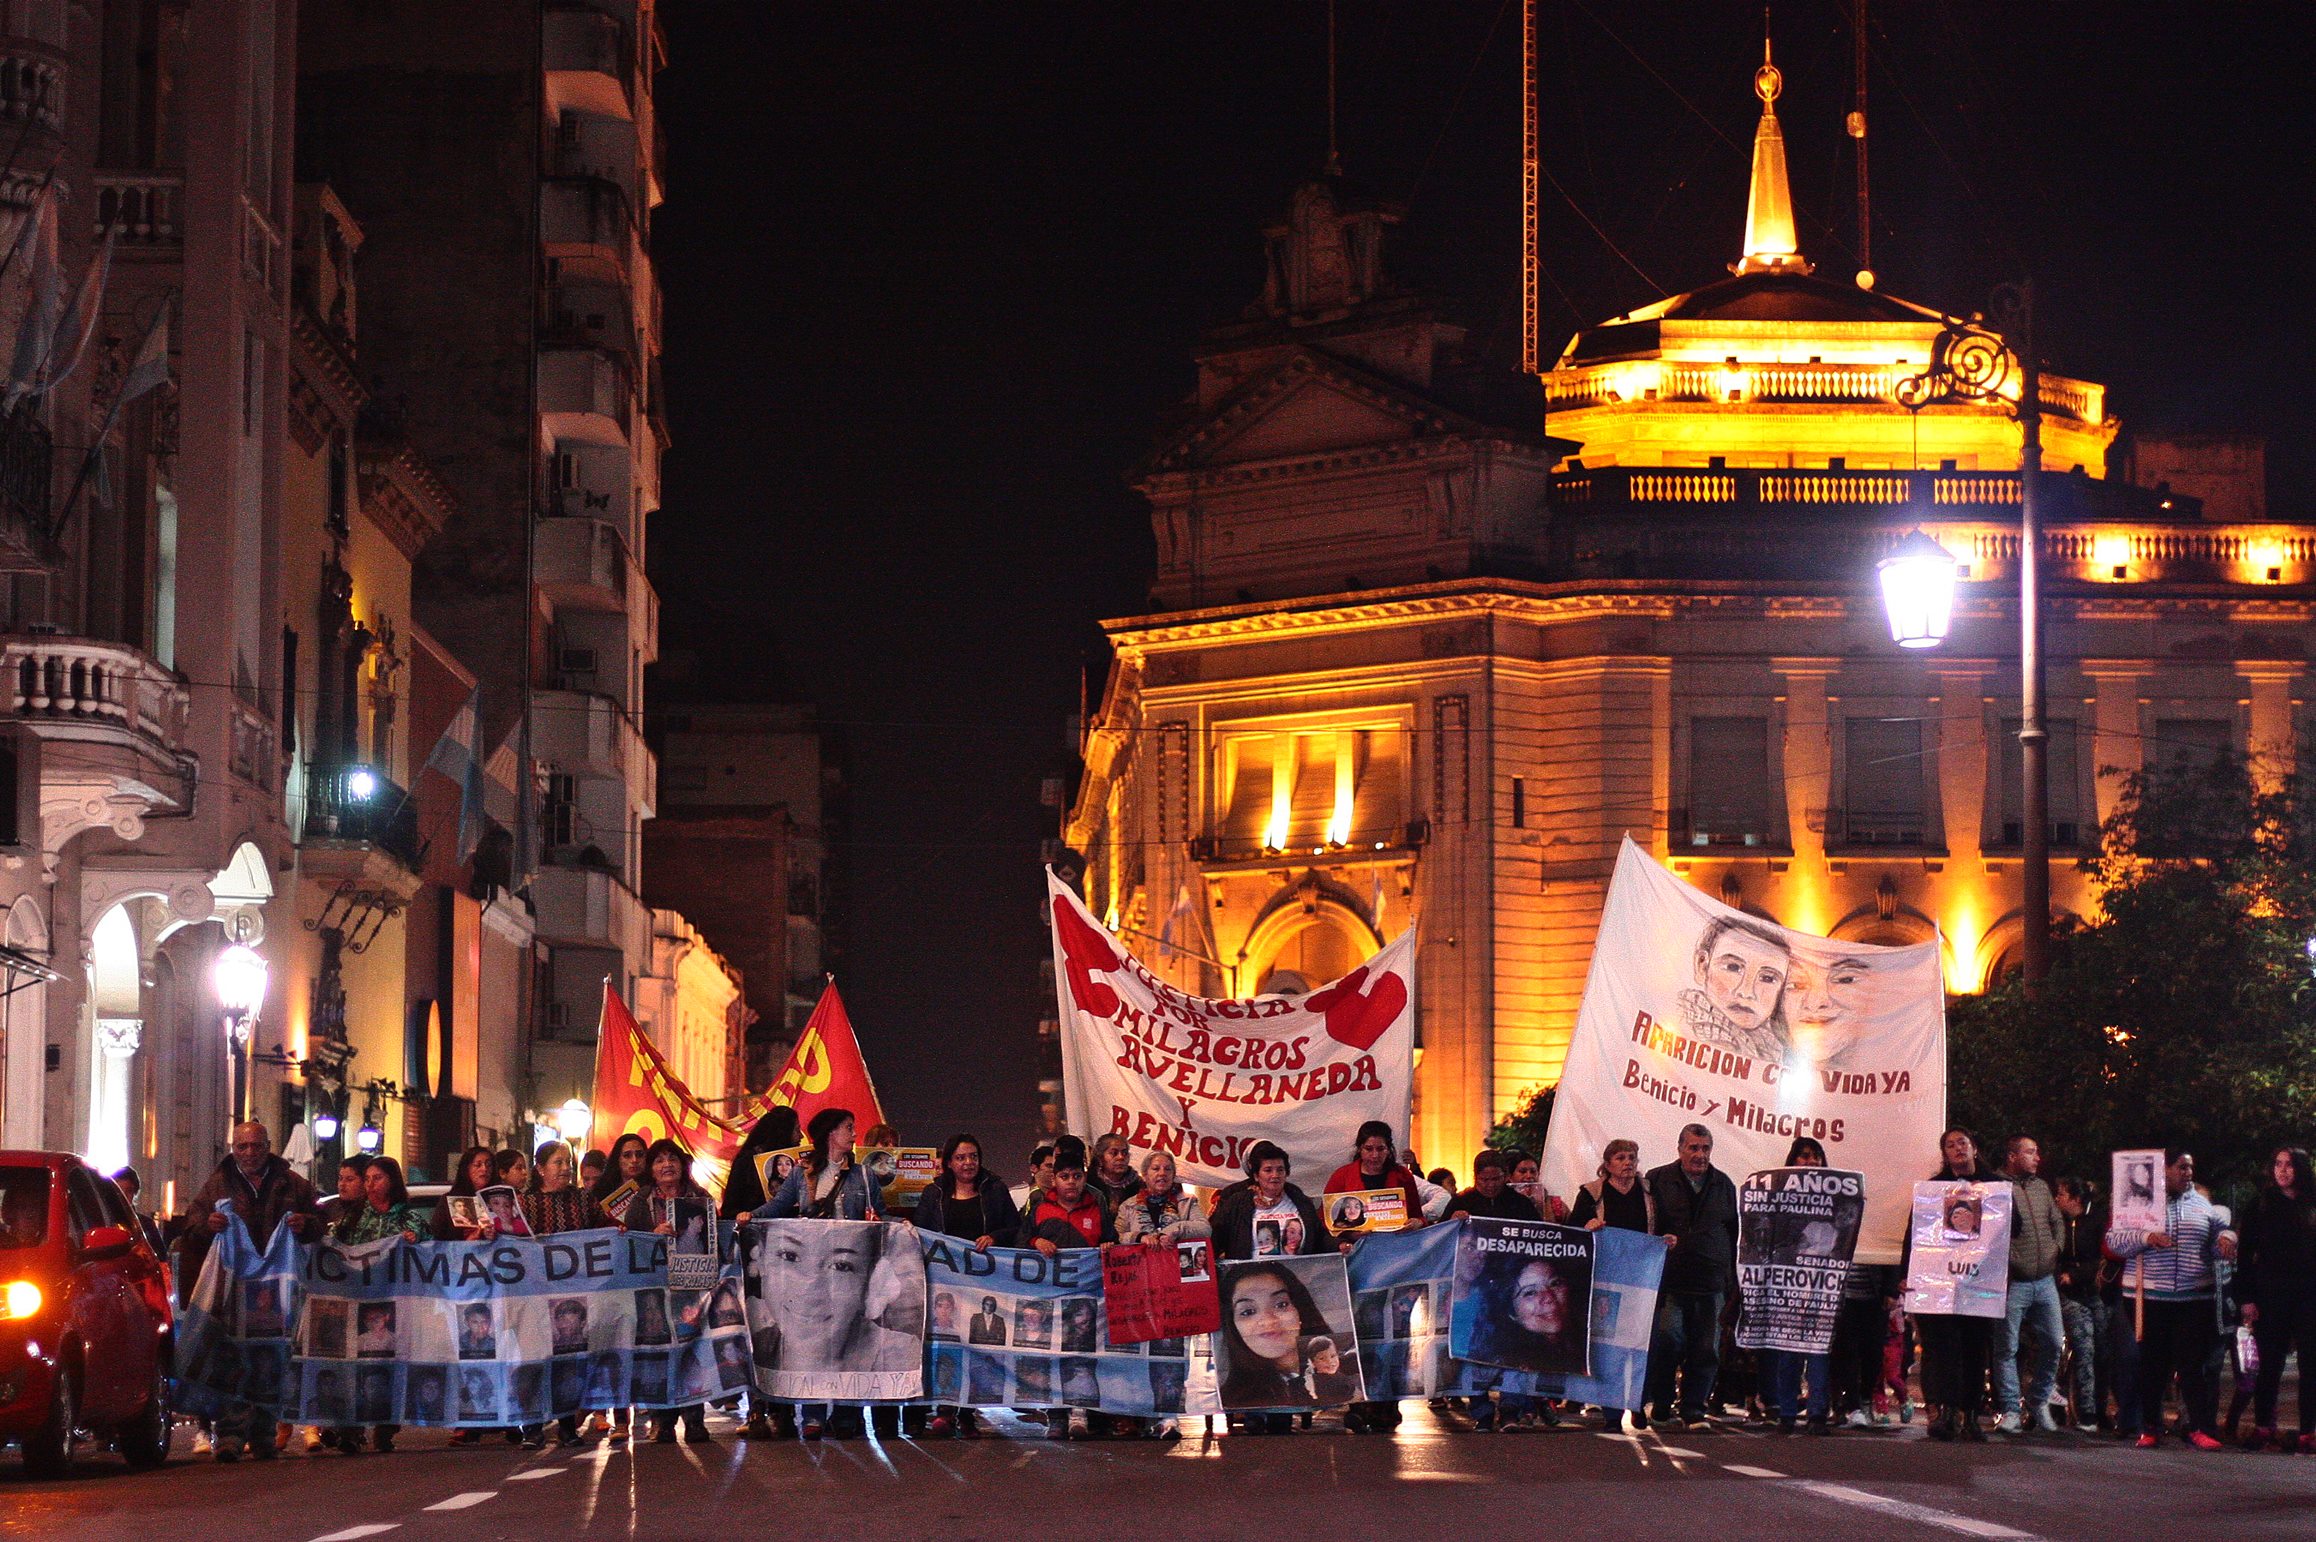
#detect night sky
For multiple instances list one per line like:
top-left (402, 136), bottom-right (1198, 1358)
top-left (650, 3), bottom-right (2310, 1168)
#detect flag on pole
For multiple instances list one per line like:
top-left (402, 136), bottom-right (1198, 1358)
top-left (24, 222), bottom-right (115, 395)
top-left (588, 982), bottom-right (751, 1167)
top-left (88, 301), bottom-right (171, 513)
top-left (421, 687), bottom-right (487, 860)
top-left (3, 188), bottom-right (59, 408)
top-left (767, 981), bottom-right (887, 1133)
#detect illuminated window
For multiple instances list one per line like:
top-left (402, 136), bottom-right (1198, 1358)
top-left (1996, 717), bottom-right (2082, 847)
top-left (1841, 717), bottom-right (1926, 846)
top-left (1685, 717), bottom-right (1773, 847)
top-left (1213, 723), bottom-right (1406, 853)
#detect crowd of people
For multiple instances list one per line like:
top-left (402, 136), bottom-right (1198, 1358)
top-left (134, 1110), bottom-right (2313, 1459)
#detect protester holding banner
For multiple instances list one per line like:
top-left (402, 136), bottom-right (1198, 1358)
top-left (1569, 1140), bottom-right (1653, 1235)
top-left (1211, 1141), bottom-right (1335, 1262)
top-left (510, 1140), bottom-right (606, 1450)
top-left (2053, 1176), bottom-right (2111, 1431)
top-left (1744, 1137), bottom-right (1850, 1434)
top-left (1214, 1259), bottom-right (1335, 1430)
top-left (593, 1134), bottom-right (650, 1228)
top-left (2233, 1146), bottom-right (2316, 1453)
top-left (1908, 1128), bottom-right (2000, 1443)
top-left (431, 1147), bottom-right (500, 1241)
top-left (1447, 1149), bottom-right (1544, 1224)
top-left (623, 1140), bottom-right (715, 1444)
top-left (1113, 1152), bottom-right (1208, 1248)
top-left (2105, 1149), bottom-right (2239, 1451)
top-left (911, 1133), bottom-right (1023, 1438)
top-left (721, 1106), bottom-right (803, 1223)
top-left (494, 1148), bottom-right (532, 1192)
top-left (319, 1155), bottom-right (426, 1454)
top-left (762, 1109), bottom-right (887, 1225)
top-left (1324, 1121), bottom-right (1427, 1229)
top-left (1641, 1124), bottom-right (1739, 1431)
top-left (1009, 1136), bottom-right (1118, 1437)
top-left (1089, 1133), bottom-right (1145, 1212)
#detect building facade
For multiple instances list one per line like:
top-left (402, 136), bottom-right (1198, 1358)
top-left (1065, 67), bottom-right (2314, 1171)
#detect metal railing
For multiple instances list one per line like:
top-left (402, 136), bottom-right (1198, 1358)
top-left (301, 763), bottom-right (424, 871)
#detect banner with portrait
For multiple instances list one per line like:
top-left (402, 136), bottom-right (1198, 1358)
top-left (1345, 1222), bottom-right (1664, 1411)
top-left (1212, 1253), bottom-right (1365, 1410)
top-left (1543, 839), bottom-right (1947, 1264)
top-left (1736, 1167), bottom-right (1865, 1353)
top-left (174, 1218), bottom-right (751, 1426)
top-left (1323, 1189), bottom-right (1410, 1235)
top-left (742, 1219), bottom-right (927, 1402)
top-left (1447, 1219), bottom-right (1594, 1378)
top-left (1049, 869), bottom-right (1416, 1191)
top-left (1100, 1239), bottom-right (1221, 1346)
top-left (1900, 1180), bottom-right (2013, 1318)
top-left (2109, 1149), bottom-right (2165, 1239)
top-left (918, 1237), bottom-right (1219, 1415)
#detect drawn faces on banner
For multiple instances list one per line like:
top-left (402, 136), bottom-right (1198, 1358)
top-left (744, 1219), bottom-right (927, 1401)
top-left (1212, 1255), bottom-right (1364, 1411)
top-left (1542, 840), bottom-right (1946, 1266)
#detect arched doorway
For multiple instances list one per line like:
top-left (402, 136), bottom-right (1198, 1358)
top-left (84, 903), bottom-right (143, 1176)
top-left (1240, 873), bottom-right (1384, 995)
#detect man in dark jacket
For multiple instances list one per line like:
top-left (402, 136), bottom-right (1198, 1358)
top-left (1447, 1148), bottom-right (1543, 1221)
top-left (183, 1122), bottom-right (321, 1461)
top-left (1642, 1123), bottom-right (1738, 1429)
top-left (1996, 1135), bottom-right (2066, 1433)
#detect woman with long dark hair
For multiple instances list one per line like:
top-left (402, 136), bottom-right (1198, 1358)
top-left (1218, 1262), bottom-right (1330, 1425)
top-left (2235, 1145), bottom-right (2316, 1451)
top-left (757, 1108), bottom-right (883, 1440)
top-left (591, 1132), bottom-right (650, 1223)
top-left (910, 1133), bottom-right (1019, 1438)
top-left (325, 1155), bottom-right (424, 1455)
top-left (1911, 1127), bottom-right (1994, 1442)
top-left (431, 1145), bottom-right (499, 1240)
top-left (624, 1139), bottom-right (713, 1444)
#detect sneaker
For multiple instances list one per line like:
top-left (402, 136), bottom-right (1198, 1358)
top-left (684, 1423), bottom-right (713, 1446)
top-left (1683, 1416), bottom-right (1711, 1432)
top-left (522, 1427), bottom-right (547, 1451)
top-left (2298, 1432), bottom-right (2316, 1455)
top-left (2134, 1433), bottom-right (2161, 1449)
top-left (1046, 1411), bottom-right (1072, 1440)
top-left (1899, 1400), bottom-right (1916, 1425)
top-left (742, 1413), bottom-right (775, 1441)
top-left (373, 1430), bottom-right (394, 1454)
top-left (1995, 1411), bottom-right (2023, 1435)
top-left (801, 1419), bottom-right (824, 1441)
top-left (2243, 1426), bottom-right (2274, 1451)
top-left (2186, 1431), bottom-right (2223, 1452)
top-left (1845, 1409), bottom-right (1873, 1429)
top-left (2033, 1406), bottom-right (2061, 1434)
top-left (926, 1414), bottom-right (955, 1439)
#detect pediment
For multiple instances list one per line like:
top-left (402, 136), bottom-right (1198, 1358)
top-left (1148, 353), bottom-right (1460, 475)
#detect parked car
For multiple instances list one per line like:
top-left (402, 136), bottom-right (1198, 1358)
top-left (0, 1152), bottom-right (174, 1475)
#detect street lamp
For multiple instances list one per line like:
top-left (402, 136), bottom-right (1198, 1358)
top-left (311, 1108), bottom-right (341, 1142)
top-left (213, 942), bottom-right (269, 1122)
top-left (343, 765), bottom-right (379, 802)
top-left (1877, 531), bottom-right (1958, 648)
top-left (1894, 282), bottom-right (2049, 986)
top-left (556, 1097), bottom-right (594, 1146)
top-left (355, 1120), bottom-right (383, 1153)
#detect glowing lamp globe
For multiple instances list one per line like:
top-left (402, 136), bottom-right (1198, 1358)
top-left (311, 1111), bottom-right (341, 1141)
top-left (344, 766), bottom-right (379, 801)
top-left (1877, 531), bottom-right (1958, 649)
top-left (355, 1122), bottom-right (383, 1153)
top-left (555, 1098), bottom-right (594, 1144)
top-left (213, 944), bottom-right (270, 1019)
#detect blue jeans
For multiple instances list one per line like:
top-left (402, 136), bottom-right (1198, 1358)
top-left (1761, 1347), bottom-right (1834, 1423)
top-left (1645, 1290), bottom-right (1724, 1421)
top-left (1996, 1274), bottom-right (2065, 1415)
top-left (2059, 1295), bottom-right (2105, 1424)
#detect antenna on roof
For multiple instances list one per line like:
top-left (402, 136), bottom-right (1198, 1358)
top-left (1325, 0), bottom-right (1343, 177)
top-left (1850, 0), bottom-right (1874, 287)
top-left (1521, 0), bottom-right (1540, 374)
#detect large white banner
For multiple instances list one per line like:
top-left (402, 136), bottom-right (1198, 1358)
top-left (1542, 839), bottom-right (1945, 1264)
top-left (1048, 870), bottom-right (1415, 1190)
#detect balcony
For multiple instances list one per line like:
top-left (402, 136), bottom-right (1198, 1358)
top-left (530, 688), bottom-right (655, 800)
top-left (535, 515), bottom-right (631, 612)
top-left (538, 346), bottom-right (634, 447)
top-left (0, 35), bottom-right (64, 144)
top-left (1545, 360), bottom-right (2106, 428)
top-left (540, 176), bottom-right (636, 269)
top-left (3, 633), bottom-right (195, 851)
top-left (92, 172), bottom-right (183, 250)
top-left (0, 406), bottom-right (54, 566)
top-left (298, 763), bottom-right (425, 897)
top-left (544, 6), bottom-right (635, 119)
top-left (531, 862), bottom-right (650, 957)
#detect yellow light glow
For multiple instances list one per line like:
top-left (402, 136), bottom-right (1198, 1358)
top-left (1264, 734), bottom-right (1293, 851)
top-left (1, 1280), bottom-right (41, 1319)
top-left (2249, 540), bottom-right (2286, 581)
top-left (1326, 729), bottom-right (1355, 845)
top-left (2092, 534), bottom-right (2130, 575)
top-left (1942, 900), bottom-right (1982, 993)
top-left (1718, 364), bottom-right (1748, 401)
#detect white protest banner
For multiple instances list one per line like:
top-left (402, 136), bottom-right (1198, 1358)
top-left (2109, 1149), bottom-right (2165, 1239)
top-left (1900, 1180), bottom-right (2013, 1318)
top-left (1736, 1167), bottom-right (1865, 1353)
top-left (1542, 839), bottom-right (1946, 1263)
top-left (742, 1219), bottom-right (928, 1401)
top-left (1048, 869), bottom-right (1414, 1189)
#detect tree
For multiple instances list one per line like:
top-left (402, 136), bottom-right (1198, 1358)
top-left (1487, 1084), bottom-right (1555, 1163)
top-left (1949, 752), bottom-right (2316, 1198)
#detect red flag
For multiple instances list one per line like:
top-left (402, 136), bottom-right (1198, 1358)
top-left (766, 981), bottom-right (886, 1132)
top-left (589, 982), bottom-right (750, 1162)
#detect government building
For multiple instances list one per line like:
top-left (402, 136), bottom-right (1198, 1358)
top-left (1060, 58), bottom-right (2314, 1169)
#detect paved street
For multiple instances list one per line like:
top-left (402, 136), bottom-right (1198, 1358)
top-left (7, 1408), bottom-right (2312, 1542)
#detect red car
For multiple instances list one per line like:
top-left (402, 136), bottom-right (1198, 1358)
top-left (0, 1152), bottom-right (174, 1475)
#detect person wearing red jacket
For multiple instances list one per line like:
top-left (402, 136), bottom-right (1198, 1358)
top-left (1015, 1136), bottom-right (1117, 1438)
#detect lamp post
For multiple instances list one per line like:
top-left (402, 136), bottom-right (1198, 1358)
top-left (1893, 282), bottom-right (2048, 987)
top-left (213, 942), bottom-right (270, 1123)
top-left (556, 1097), bottom-right (594, 1147)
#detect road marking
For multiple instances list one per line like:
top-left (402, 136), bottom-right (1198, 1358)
top-left (1722, 1464), bottom-right (1786, 1478)
top-left (309, 1528), bottom-right (400, 1542)
top-left (1790, 1481), bottom-right (2040, 1540)
top-left (1652, 1445), bottom-right (1704, 1457)
top-left (1398, 1472), bottom-right (1489, 1482)
top-left (423, 1492), bottom-right (498, 1512)
top-left (507, 1466), bottom-right (569, 1481)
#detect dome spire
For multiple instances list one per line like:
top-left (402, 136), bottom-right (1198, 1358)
top-left (1735, 27), bottom-right (1811, 275)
